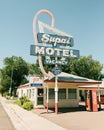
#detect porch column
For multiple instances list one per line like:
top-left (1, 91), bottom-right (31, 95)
top-left (46, 84), bottom-right (49, 113)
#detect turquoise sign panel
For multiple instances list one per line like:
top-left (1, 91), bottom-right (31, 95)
top-left (30, 45), bottom-right (80, 59)
top-left (37, 33), bottom-right (74, 47)
top-left (44, 59), bottom-right (68, 66)
top-left (51, 67), bottom-right (62, 75)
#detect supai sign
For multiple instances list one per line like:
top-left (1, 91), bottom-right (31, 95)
top-left (30, 33), bottom-right (80, 66)
top-left (37, 33), bottom-right (74, 47)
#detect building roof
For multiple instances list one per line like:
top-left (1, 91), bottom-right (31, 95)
top-left (44, 72), bottom-right (102, 87)
top-left (18, 83), bottom-right (29, 89)
top-left (79, 81), bottom-right (104, 90)
top-left (18, 72), bottom-right (102, 89)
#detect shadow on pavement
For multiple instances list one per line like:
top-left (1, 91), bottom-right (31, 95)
top-left (33, 105), bottom-right (86, 115)
top-left (49, 105), bottom-right (86, 114)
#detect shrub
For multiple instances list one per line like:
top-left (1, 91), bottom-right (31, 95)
top-left (19, 96), bottom-right (30, 105)
top-left (14, 100), bottom-right (21, 106)
top-left (22, 101), bottom-right (34, 110)
top-left (6, 95), bottom-right (11, 100)
top-left (14, 96), bottom-right (34, 111)
top-left (3, 92), bottom-right (9, 97)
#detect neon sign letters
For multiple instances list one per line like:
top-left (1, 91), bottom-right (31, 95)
top-left (30, 45), bottom-right (79, 58)
top-left (37, 33), bottom-right (74, 47)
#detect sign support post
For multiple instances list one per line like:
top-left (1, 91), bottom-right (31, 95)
top-left (55, 56), bottom-right (58, 114)
top-left (46, 84), bottom-right (49, 114)
top-left (55, 74), bottom-right (58, 114)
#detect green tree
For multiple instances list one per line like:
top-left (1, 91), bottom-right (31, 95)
top-left (28, 60), bottom-right (42, 76)
top-left (68, 55), bottom-right (103, 80)
top-left (37, 55), bottom-right (103, 80)
top-left (0, 56), bottom-right (29, 96)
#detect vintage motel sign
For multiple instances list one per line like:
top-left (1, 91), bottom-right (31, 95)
top-left (32, 9), bottom-right (80, 114)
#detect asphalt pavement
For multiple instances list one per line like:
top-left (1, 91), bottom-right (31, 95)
top-left (0, 102), bottom-right (16, 130)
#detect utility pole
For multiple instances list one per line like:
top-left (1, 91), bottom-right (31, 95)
top-left (9, 65), bottom-right (13, 96)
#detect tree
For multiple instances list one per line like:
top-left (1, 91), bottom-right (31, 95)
top-left (68, 55), bottom-right (103, 80)
top-left (36, 55), bottom-right (103, 80)
top-left (28, 60), bottom-right (42, 76)
top-left (0, 56), bottom-right (29, 96)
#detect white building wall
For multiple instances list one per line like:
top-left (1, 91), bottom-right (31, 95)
top-left (17, 87), bottom-right (39, 107)
top-left (17, 84), bottom-right (80, 108)
top-left (48, 99), bottom-right (79, 108)
top-left (44, 87), bottom-right (79, 108)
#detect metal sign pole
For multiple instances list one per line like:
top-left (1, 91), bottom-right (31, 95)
top-left (55, 57), bottom-right (58, 114)
top-left (55, 74), bottom-right (58, 114)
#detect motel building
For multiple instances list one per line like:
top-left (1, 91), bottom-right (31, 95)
top-left (17, 72), bottom-right (103, 112)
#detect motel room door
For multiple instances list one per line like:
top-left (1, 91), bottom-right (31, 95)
top-left (37, 88), bottom-right (44, 105)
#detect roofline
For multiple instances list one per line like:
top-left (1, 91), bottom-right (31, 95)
top-left (79, 86), bottom-right (104, 90)
top-left (44, 80), bottom-right (102, 84)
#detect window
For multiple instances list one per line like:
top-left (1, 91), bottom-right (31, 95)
top-left (48, 88), bottom-right (66, 99)
top-left (58, 89), bottom-right (66, 99)
top-left (68, 89), bottom-right (77, 99)
top-left (37, 88), bottom-right (43, 105)
top-left (37, 88), bottom-right (43, 96)
top-left (49, 88), bottom-right (55, 99)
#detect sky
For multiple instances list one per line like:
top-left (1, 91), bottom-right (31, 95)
top-left (0, 0), bottom-right (104, 72)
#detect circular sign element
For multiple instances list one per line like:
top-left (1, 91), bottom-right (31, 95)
top-left (51, 67), bottom-right (62, 75)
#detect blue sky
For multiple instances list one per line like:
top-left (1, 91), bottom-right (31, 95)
top-left (0, 0), bottom-right (104, 72)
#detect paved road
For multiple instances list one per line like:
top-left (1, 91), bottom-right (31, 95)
top-left (0, 102), bottom-right (16, 130)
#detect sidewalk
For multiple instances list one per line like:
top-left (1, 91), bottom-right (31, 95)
top-left (0, 96), bottom-right (66, 130)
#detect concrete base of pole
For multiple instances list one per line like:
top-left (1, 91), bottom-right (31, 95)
top-left (55, 103), bottom-right (58, 114)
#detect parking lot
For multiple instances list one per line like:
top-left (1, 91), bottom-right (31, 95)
top-left (33, 103), bottom-right (104, 130)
